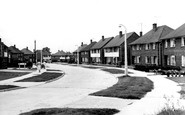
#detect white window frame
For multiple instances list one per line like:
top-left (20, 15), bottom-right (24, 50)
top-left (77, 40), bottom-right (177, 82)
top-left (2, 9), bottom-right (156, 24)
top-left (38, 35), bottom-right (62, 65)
top-left (182, 55), bottom-right (185, 67)
top-left (145, 44), bottom-right (149, 50)
top-left (136, 56), bottom-right (140, 63)
top-left (165, 40), bottom-right (168, 48)
top-left (145, 56), bottom-right (148, 64)
top-left (170, 55), bottom-right (176, 66)
top-left (153, 43), bottom-right (156, 49)
top-left (170, 39), bottom-right (175, 47)
top-left (136, 45), bottom-right (139, 50)
top-left (181, 37), bottom-right (185, 46)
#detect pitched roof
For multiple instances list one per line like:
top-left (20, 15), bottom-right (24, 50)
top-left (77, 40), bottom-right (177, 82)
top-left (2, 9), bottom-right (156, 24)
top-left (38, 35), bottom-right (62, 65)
top-left (130, 25), bottom-right (174, 45)
top-left (104, 32), bottom-right (135, 48)
top-left (21, 47), bottom-right (34, 55)
top-left (9, 46), bottom-right (23, 54)
top-left (73, 44), bottom-right (88, 53)
top-left (52, 50), bottom-right (66, 56)
top-left (91, 37), bottom-right (113, 50)
top-left (161, 23), bottom-right (185, 40)
top-left (81, 41), bottom-right (97, 51)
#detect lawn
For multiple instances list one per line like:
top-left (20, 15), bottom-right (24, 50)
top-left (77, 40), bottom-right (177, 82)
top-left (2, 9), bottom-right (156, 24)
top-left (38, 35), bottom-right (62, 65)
top-left (166, 77), bottom-right (185, 99)
top-left (46, 69), bottom-right (61, 71)
top-left (157, 108), bottom-right (185, 115)
top-left (90, 76), bottom-right (153, 99)
top-left (0, 72), bottom-right (30, 81)
top-left (20, 108), bottom-right (119, 115)
top-left (16, 72), bottom-right (63, 82)
top-left (0, 85), bottom-right (20, 90)
top-left (82, 66), bottom-right (103, 69)
top-left (101, 68), bottom-right (133, 74)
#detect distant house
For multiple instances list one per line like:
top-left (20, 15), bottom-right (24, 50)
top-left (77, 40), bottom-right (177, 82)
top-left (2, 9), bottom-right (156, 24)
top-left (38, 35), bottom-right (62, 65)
top-left (51, 50), bottom-right (73, 62)
top-left (0, 38), bottom-right (9, 69)
top-left (160, 23), bottom-right (185, 68)
top-left (130, 23), bottom-right (174, 66)
top-left (21, 47), bottom-right (35, 63)
top-left (103, 31), bottom-right (139, 65)
top-left (36, 50), bottom-right (51, 63)
top-left (73, 42), bottom-right (88, 64)
top-left (90, 36), bottom-right (113, 64)
top-left (80, 40), bottom-right (97, 64)
top-left (9, 45), bottom-right (24, 67)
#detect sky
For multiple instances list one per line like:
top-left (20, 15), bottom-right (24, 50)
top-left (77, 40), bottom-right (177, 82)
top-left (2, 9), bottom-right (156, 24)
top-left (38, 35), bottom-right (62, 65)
top-left (0, 0), bottom-right (184, 53)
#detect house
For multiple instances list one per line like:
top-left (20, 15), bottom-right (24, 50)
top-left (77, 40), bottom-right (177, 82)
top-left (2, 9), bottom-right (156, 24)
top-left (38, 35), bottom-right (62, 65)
top-left (90, 36), bottom-right (113, 64)
top-left (130, 23), bottom-right (174, 66)
top-left (51, 50), bottom-right (73, 62)
top-left (0, 38), bottom-right (9, 69)
top-left (103, 31), bottom-right (139, 65)
top-left (73, 42), bottom-right (88, 64)
top-left (21, 47), bottom-right (35, 63)
top-left (80, 39), bottom-right (97, 64)
top-left (160, 23), bottom-right (185, 68)
top-left (9, 45), bottom-right (24, 67)
top-left (36, 49), bottom-right (51, 63)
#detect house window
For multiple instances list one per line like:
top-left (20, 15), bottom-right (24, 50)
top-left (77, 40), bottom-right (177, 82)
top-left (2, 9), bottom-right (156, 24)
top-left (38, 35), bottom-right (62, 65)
top-left (149, 44), bottom-right (152, 50)
top-left (145, 44), bottom-right (149, 50)
top-left (145, 56), bottom-right (150, 64)
top-left (170, 39), bottom-right (175, 47)
top-left (154, 56), bottom-right (158, 65)
top-left (136, 56), bottom-right (140, 63)
top-left (167, 56), bottom-right (170, 65)
top-left (151, 56), bottom-right (154, 64)
top-left (153, 43), bottom-right (156, 49)
top-left (170, 55), bottom-right (176, 66)
top-left (136, 45), bottom-right (139, 50)
top-left (165, 40), bottom-right (168, 48)
top-left (182, 55), bottom-right (185, 67)
top-left (132, 46), bottom-right (135, 50)
top-left (181, 37), bottom-right (185, 46)
top-left (139, 45), bottom-right (142, 50)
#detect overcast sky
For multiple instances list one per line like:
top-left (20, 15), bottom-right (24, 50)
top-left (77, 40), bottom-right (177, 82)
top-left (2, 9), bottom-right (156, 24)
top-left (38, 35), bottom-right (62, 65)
top-left (0, 0), bottom-right (184, 53)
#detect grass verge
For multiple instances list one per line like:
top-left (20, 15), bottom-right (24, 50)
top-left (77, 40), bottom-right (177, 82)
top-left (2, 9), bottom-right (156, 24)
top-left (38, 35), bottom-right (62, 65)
top-left (90, 76), bottom-right (153, 99)
top-left (16, 72), bottom-right (63, 82)
top-left (20, 108), bottom-right (120, 115)
top-left (82, 66), bottom-right (103, 69)
top-left (101, 68), bottom-right (133, 74)
top-left (0, 72), bottom-right (30, 81)
top-left (0, 85), bottom-right (20, 90)
top-left (157, 108), bottom-right (185, 115)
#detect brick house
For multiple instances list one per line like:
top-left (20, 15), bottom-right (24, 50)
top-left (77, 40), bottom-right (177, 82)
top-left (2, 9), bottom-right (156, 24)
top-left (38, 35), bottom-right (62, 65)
top-left (80, 40), bottom-right (96, 64)
top-left (0, 38), bottom-right (10, 69)
top-left (130, 23), bottom-right (174, 66)
top-left (160, 23), bottom-right (185, 68)
top-left (90, 36), bottom-right (113, 64)
top-left (73, 42), bottom-right (87, 64)
top-left (9, 45), bottom-right (24, 67)
top-left (51, 50), bottom-right (73, 62)
top-left (36, 50), bottom-right (51, 63)
top-left (103, 31), bottom-right (139, 65)
top-left (21, 47), bottom-right (35, 63)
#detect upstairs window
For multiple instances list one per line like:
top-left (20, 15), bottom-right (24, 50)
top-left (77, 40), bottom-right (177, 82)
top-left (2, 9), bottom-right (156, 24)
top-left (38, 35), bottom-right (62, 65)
top-left (170, 39), bottom-right (175, 47)
top-left (132, 46), bottom-right (135, 50)
top-left (145, 44), bottom-right (149, 50)
top-left (170, 55), bottom-right (176, 66)
top-left (165, 40), bottom-right (168, 48)
top-left (182, 55), bottom-right (185, 67)
top-left (152, 43), bottom-right (156, 49)
top-left (181, 37), bottom-right (185, 46)
top-left (136, 45), bottom-right (139, 50)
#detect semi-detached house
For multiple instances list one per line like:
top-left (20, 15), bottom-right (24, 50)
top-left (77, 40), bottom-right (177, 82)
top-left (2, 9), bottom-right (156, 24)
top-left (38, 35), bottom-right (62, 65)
top-left (160, 23), bottom-right (185, 68)
top-left (90, 36), bottom-right (113, 64)
top-left (73, 42), bottom-right (87, 64)
top-left (103, 31), bottom-right (139, 65)
top-left (130, 23), bottom-right (174, 66)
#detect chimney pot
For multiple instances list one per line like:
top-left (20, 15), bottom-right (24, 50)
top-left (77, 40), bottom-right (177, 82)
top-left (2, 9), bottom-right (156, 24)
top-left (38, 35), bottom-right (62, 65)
top-left (14, 45), bottom-right (16, 48)
top-left (119, 31), bottom-right (123, 38)
top-left (90, 39), bottom-right (92, 43)
top-left (140, 31), bottom-right (143, 37)
top-left (153, 23), bottom-right (157, 31)
top-left (0, 38), bottom-right (1, 42)
top-left (26, 47), bottom-right (28, 50)
top-left (102, 36), bottom-right (105, 41)
top-left (81, 42), bottom-right (83, 46)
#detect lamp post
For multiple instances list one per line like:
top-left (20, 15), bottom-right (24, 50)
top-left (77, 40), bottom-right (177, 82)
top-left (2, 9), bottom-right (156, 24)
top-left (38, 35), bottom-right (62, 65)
top-left (119, 24), bottom-right (128, 76)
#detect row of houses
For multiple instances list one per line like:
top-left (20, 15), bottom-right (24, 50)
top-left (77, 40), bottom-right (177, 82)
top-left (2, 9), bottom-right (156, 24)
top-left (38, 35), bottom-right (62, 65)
top-left (74, 23), bottom-right (185, 69)
top-left (0, 40), bottom-right (52, 69)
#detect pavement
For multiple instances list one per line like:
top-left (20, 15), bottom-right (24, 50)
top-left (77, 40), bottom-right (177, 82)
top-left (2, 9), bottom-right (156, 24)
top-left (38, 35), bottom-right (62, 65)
top-left (0, 63), bottom-right (184, 115)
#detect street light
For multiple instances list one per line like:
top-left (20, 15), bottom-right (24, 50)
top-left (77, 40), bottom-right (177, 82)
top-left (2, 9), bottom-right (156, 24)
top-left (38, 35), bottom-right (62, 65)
top-left (119, 24), bottom-right (128, 76)
top-left (75, 45), bottom-right (79, 65)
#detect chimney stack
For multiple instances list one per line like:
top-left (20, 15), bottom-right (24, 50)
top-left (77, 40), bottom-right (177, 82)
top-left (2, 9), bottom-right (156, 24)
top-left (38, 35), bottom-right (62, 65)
top-left (26, 47), bottom-right (28, 50)
top-left (14, 45), bottom-right (16, 48)
top-left (119, 31), bottom-right (123, 38)
top-left (102, 36), bottom-right (105, 41)
top-left (90, 39), bottom-right (92, 43)
top-left (0, 38), bottom-right (1, 43)
top-left (81, 42), bottom-right (83, 46)
top-left (153, 23), bottom-right (157, 31)
top-left (140, 31), bottom-right (143, 37)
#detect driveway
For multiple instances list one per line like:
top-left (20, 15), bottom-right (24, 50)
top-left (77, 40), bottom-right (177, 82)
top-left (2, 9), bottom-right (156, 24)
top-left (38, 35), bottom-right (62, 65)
top-left (0, 64), bottom-right (120, 115)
